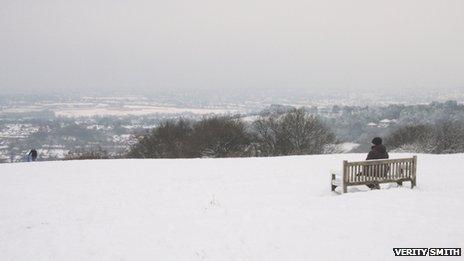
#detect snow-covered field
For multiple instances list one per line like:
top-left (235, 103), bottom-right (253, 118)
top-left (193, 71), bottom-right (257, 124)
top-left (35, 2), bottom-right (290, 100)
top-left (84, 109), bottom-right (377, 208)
top-left (0, 154), bottom-right (463, 260)
top-left (54, 106), bottom-right (238, 117)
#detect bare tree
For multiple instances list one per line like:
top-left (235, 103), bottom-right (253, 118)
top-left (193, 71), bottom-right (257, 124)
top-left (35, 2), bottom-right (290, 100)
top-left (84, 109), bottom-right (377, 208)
top-left (386, 124), bottom-right (435, 153)
top-left (189, 116), bottom-right (250, 158)
top-left (252, 116), bottom-right (279, 156)
top-left (434, 121), bottom-right (464, 153)
top-left (252, 108), bottom-right (336, 156)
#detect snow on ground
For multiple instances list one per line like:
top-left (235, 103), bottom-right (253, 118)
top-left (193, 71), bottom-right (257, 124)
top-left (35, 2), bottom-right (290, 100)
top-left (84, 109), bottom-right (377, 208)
top-left (338, 142), bottom-right (360, 153)
top-left (36, 148), bottom-right (70, 160)
top-left (0, 154), bottom-right (463, 260)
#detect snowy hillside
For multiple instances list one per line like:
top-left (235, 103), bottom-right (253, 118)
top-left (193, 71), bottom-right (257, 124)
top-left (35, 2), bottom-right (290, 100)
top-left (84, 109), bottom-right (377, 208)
top-left (1, 154), bottom-right (463, 260)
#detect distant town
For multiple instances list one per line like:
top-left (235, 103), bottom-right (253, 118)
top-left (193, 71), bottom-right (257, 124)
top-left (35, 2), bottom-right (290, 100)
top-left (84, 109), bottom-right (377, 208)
top-left (1, 90), bottom-right (464, 163)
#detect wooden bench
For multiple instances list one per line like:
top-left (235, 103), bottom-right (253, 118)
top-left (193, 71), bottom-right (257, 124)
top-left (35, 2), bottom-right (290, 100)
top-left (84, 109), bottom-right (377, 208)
top-left (331, 156), bottom-right (417, 193)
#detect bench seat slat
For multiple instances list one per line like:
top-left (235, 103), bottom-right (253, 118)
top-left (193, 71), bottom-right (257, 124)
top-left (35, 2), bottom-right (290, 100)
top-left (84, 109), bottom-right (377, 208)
top-left (347, 178), bottom-right (412, 186)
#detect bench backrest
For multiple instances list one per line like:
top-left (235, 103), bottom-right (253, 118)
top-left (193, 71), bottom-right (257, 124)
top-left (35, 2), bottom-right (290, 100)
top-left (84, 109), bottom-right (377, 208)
top-left (343, 156), bottom-right (417, 185)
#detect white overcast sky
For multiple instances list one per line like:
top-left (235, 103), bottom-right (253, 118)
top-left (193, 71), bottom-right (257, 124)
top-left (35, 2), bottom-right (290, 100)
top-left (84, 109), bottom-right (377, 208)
top-left (0, 0), bottom-right (463, 94)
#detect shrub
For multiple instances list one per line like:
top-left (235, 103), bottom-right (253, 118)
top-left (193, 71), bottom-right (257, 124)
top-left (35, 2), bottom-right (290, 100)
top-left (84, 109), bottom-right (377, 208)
top-left (66, 146), bottom-right (109, 160)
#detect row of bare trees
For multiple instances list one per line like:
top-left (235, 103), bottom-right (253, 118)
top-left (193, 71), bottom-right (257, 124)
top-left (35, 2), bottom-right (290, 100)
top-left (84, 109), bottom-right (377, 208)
top-left (63, 109), bottom-right (464, 160)
top-left (386, 121), bottom-right (464, 153)
top-left (127, 108), bottom-right (336, 158)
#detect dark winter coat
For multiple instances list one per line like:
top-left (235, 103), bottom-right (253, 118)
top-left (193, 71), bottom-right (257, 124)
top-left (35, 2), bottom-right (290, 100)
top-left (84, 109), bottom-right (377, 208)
top-left (364, 144), bottom-right (390, 182)
top-left (366, 144), bottom-right (389, 160)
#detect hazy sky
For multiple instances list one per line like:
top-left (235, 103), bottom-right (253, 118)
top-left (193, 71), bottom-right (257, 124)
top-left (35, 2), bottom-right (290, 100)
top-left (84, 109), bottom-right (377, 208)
top-left (1, 0), bottom-right (463, 95)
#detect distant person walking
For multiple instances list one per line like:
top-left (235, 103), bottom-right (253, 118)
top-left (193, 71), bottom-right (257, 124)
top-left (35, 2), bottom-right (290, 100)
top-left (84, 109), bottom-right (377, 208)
top-left (27, 149), bottom-right (38, 162)
top-left (365, 137), bottom-right (389, 189)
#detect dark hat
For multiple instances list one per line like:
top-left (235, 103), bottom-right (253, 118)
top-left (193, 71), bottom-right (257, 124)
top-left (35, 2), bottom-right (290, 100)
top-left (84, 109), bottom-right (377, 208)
top-left (371, 137), bottom-right (382, 145)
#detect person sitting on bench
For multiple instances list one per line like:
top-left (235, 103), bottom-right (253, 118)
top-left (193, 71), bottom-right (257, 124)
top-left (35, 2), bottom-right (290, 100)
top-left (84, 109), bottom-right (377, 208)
top-left (365, 137), bottom-right (389, 189)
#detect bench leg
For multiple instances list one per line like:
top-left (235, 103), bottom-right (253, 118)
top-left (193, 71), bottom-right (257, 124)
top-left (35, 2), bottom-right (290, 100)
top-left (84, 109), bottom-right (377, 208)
top-left (343, 184), bottom-right (347, 193)
top-left (411, 178), bottom-right (416, 188)
top-left (396, 181), bottom-right (403, 186)
top-left (331, 174), bottom-right (337, 192)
